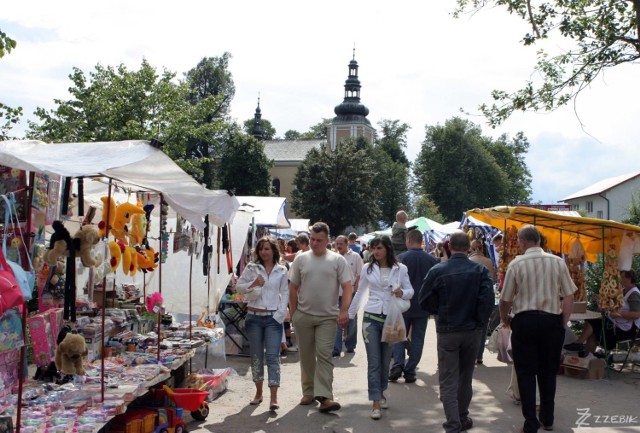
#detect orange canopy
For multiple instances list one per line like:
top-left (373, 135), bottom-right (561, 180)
top-left (465, 206), bottom-right (640, 263)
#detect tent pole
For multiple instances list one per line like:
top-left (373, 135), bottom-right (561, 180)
top-left (101, 178), bottom-right (113, 402)
top-left (157, 193), bottom-right (163, 362)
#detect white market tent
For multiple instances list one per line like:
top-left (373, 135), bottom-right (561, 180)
top-left (0, 140), bottom-right (239, 228)
top-left (235, 196), bottom-right (290, 228)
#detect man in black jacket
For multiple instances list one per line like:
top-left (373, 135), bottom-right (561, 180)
top-left (420, 232), bottom-right (494, 433)
top-left (389, 229), bottom-right (438, 383)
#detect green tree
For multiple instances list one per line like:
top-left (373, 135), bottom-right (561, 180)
top-left (622, 191), bottom-right (640, 225)
top-left (376, 119), bottom-right (410, 166)
top-left (181, 55), bottom-right (237, 188)
top-left (414, 117), bottom-right (510, 221)
top-left (412, 193), bottom-right (446, 223)
top-left (484, 131), bottom-right (532, 204)
top-left (27, 59), bottom-right (183, 142)
top-left (283, 130), bottom-right (302, 140)
top-left (218, 128), bottom-right (273, 196)
top-left (242, 118), bottom-right (276, 140)
top-left (301, 118), bottom-right (332, 139)
top-left (455, 0), bottom-right (640, 126)
top-left (0, 29), bottom-right (22, 139)
top-left (291, 139), bottom-right (378, 234)
top-left (184, 54), bottom-right (235, 115)
top-left (0, 29), bottom-right (17, 58)
top-left (372, 120), bottom-right (411, 226)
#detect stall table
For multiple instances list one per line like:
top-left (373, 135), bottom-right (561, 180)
top-left (219, 300), bottom-right (249, 355)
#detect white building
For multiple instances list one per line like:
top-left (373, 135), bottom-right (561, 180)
top-left (560, 171), bottom-right (640, 222)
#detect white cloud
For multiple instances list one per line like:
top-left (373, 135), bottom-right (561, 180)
top-left (2, 0), bottom-right (637, 206)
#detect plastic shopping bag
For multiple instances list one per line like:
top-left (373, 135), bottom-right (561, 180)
top-left (381, 297), bottom-right (407, 344)
top-left (496, 326), bottom-right (513, 364)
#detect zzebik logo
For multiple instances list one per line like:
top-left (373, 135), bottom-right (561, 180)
top-left (575, 408), bottom-right (639, 428)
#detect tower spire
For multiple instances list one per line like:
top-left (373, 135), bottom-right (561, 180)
top-left (251, 94), bottom-right (264, 140)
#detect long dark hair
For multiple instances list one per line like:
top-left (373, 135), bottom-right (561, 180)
top-left (367, 235), bottom-right (397, 273)
top-left (254, 236), bottom-right (280, 266)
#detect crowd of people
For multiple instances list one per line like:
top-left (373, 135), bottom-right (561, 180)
top-left (231, 211), bottom-right (638, 433)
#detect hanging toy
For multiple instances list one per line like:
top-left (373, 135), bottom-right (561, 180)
top-left (98, 196), bottom-right (116, 238)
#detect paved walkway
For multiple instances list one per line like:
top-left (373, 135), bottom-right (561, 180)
top-left (187, 318), bottom-right (640, 432)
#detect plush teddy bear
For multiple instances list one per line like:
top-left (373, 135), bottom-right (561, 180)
top-left (54, 332), bottom-right (88, 375)
top-left (44, 222), bottom-right (100, 267)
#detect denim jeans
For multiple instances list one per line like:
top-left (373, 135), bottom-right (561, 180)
top-left (391, 315), bottom-right (428, 378)
top-left (334, 311), bottom-right (357, 354)
top-left (362, 313), bottom-right (392, 401)
top-left (437, 329), bottom-right (481, 433)
top-left (245, 313), bottom-right (283, 387)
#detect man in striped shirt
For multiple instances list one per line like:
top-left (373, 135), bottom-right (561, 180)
top-left (500, 225), bottom-right (575, 433)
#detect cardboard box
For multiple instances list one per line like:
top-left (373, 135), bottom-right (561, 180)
top-left (562, 355), bottom-right (605, 379)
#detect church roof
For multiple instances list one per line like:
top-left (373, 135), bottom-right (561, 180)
top-left (263, 139), bottom-right (325, 163)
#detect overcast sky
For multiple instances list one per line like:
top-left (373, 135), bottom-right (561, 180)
top-left (2, 1), bottom-right (638, 205)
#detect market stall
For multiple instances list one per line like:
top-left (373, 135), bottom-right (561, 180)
top-left (0, 140), bottom-right (241, 432)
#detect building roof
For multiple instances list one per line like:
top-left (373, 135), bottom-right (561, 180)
top-left (263, 139), bottom-right (325, 163)
top-left (560, 171), bottom-right (640, 201)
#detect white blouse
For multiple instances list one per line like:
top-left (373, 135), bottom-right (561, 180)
top-left (348, 262), bottom-right (413, 319)
top-left (235, 262), bottom-right (289, 324)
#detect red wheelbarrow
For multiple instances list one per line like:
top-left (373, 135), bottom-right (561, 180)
top-left (163, 385), bottom-right (210, 421)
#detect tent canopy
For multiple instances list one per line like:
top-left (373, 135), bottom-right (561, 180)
top-left (0, 140), bottom-right (239, 228)
top-left (236, 196), bottom-right (290, 228)
top-left (466, 206), bottom-right (640, 262)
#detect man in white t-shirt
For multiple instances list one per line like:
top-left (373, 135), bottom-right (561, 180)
top-left (333, 235), bottom-right (364, 356)
top-left (289, 222), bottom-right (353, 413)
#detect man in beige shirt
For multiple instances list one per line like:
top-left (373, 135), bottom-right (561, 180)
top-left (289, 222), bottom-right (353, 413)
top-left (500, 225), bottom-right (575, 433)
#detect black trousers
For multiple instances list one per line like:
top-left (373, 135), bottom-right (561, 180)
top-left (511, 311), bottom-right (564, 433)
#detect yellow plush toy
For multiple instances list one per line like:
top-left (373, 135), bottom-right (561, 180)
top-left (98, 196), bottom-right (116, 238)
top-left (108, 240), bottom-right (121, 273)
top-left (112, 202), bottom-right (145, 241)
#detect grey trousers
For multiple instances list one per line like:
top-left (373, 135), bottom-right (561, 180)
top-left (437, 329), bottom-right (482, 433)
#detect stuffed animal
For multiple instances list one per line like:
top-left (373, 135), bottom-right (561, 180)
top-left (108, 240), bottom-right (121, 272)
top-left (74, 225), bottom-right (100, 267)
top-left (112, 202), bottom-right (145, 241)
top-left (98, 196), bottom-right (116, 238)
top-left (44, 222), bottom-right (100, 267)
top-left (54, 333), bottom-right (88, 375)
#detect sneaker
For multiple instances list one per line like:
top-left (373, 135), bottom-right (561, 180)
top-left (370, 408), bottom-right (381, 420)
top-left (332, 351), bottom-right (340, 357)
top-left (388, 366), bottom-right (403, 381)
top-left (461, 417), bottom-right (473, 431)
top-left (404, 375), bottom-right (416, 383)
top-left (380, 398), bottom-right (388, 409)
top-left (318, 398), bottom-right (341, 413)
top-left (563, 342), bottom-right (585, 351)
top-left (288, 345), bottom-right (299, 352)
top-left (299, 395), bottom-right (315, 405)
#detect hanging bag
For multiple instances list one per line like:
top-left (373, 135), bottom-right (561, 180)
top-left (381, 296), bottom-right (407, 344)
top-left (1, 194), bottom-right (35, 301)
top-left (0, 245), bottom-right (23, 314)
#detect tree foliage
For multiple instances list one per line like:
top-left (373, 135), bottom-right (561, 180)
top-left (0, 29), bottom-right (17, 58)
top-left (291, 139), bottom-right (378, 234)
top-left (283, 129), bottom-right (302, 140)
top-left (414, 117), bottom-right (514, 221)
top-left (455, 0), bottom-right (640, 126)
top-left (27, 59), bottom-right (184, 142)
top-left (483, 131), bottom-right (532, 204)
top-left (242, 118), bottom-right (276, 140)
top-left (218, 128), bottom-right (273, 196)
top-left (622, 191), bottom-right (640, 225)
top-left (372, 119), bottom-right (411, 226)
top-left (412, 193), bottom-right (446, 223)
top-left (184, 54), bottom-right (235, 115)
top-left (301, 118), bottom-right (332, 139)
top-left (0, 29), bottom-right (22, 139)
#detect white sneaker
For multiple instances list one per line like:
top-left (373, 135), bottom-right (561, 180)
top-left (380, 398), bottom-right (388, 409)
top-left (370, 409), bottom-right (381, 420)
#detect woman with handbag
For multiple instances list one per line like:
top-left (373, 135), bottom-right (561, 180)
top-left (348, 235), bottom-right (413, 420)
top-left (234, 237), bottom-right (289, 410)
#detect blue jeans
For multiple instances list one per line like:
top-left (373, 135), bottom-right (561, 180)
top-left (391, 315), bottom-right (428, 378)
top-left (334, 307), bottom-right (357, 353)
top-left (362, 313), bottom-right (392, 401)
top-left (245, 313), bottom-right (283, 387)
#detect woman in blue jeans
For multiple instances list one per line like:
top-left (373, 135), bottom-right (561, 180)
top-left (235, 237), bottom-right (289, 410)
top-left (348, 235), bottom-right (413, 420)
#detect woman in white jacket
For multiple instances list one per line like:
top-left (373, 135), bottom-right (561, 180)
top-left (235, 237), bottom-right (289, 410)
top-left (348, 235), bottom-right (413, 420)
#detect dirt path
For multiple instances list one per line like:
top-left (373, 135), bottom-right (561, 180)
top-left (187, 318), bottom-right (640, 433)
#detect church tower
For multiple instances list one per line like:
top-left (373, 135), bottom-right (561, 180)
top-left (327, 51), bottom-right (376, 150)
top-left (251, 96), bottom-right (264, 140)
